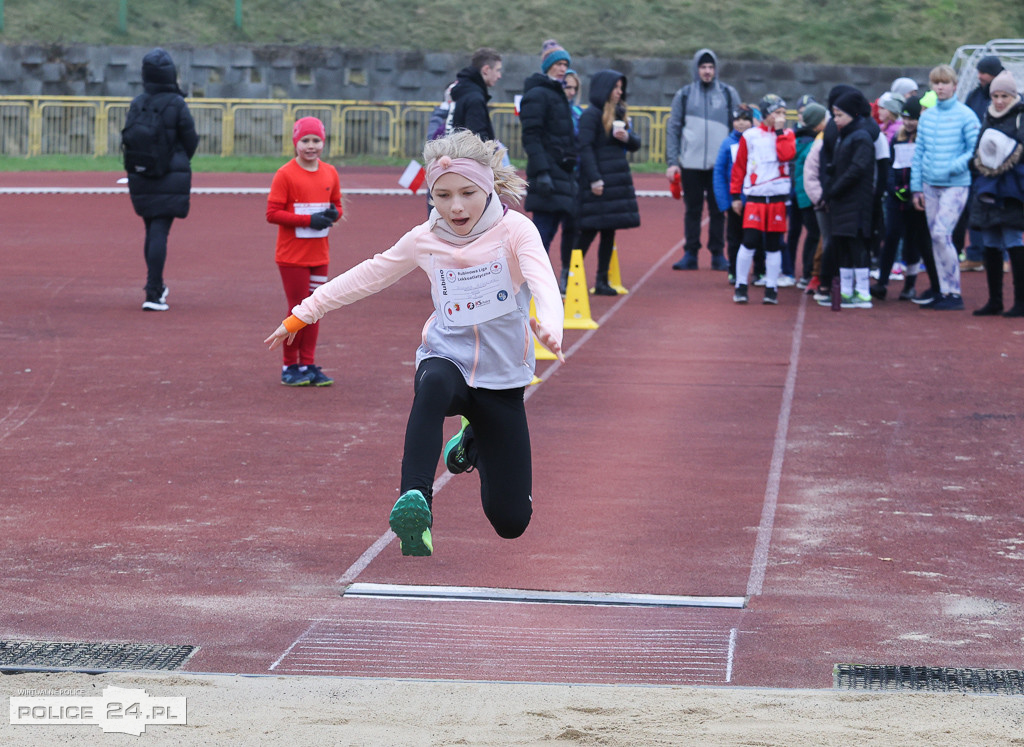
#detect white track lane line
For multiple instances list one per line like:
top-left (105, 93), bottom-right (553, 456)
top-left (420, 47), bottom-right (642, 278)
top-left (745, 291), bottom-right (807, 597)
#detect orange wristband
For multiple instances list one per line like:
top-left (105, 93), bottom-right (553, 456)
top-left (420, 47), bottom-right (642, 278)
top-left (282, 315), bottom-right (307, 334)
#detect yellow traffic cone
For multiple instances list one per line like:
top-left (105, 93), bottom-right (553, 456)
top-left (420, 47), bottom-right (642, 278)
top-left (530, 298), bottom-right (556, 360)
top-left (608, 245), bottom-right (629, 294)
top-left (563, 249), bottom-right (599, 330)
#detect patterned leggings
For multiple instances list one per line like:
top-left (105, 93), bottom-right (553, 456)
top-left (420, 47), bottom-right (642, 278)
top-left (923, 185), bottom-right (969, 295)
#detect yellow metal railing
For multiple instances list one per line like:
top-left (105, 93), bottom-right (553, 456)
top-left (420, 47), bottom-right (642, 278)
top-left (0, 96), bottom-right (673, 163)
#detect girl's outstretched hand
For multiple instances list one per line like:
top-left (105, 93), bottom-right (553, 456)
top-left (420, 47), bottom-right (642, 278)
top-left (265, 324), bottom-right (295, 351)
top-left (530, 317), bottom-right (565, 363)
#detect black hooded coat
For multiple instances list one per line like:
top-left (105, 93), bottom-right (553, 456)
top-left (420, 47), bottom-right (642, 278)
top-left (127, 48), bottom-right (200, 219)
top-left (576, 70), bottom-right (641, 231)
top-left (520, 72), bottom-right (578, 214)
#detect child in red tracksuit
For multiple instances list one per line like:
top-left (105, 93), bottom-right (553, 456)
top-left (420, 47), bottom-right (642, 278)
top-left (729, 94), bottom-right (796, 304)
top-left (266, 117), bottom-right (342, 386)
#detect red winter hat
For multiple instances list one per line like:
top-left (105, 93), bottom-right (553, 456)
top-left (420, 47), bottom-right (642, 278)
top-left (292, 116), bottom-right (325, 146)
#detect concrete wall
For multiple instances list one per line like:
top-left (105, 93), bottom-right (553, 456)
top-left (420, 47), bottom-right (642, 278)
top-left (0, 43), bottom-right (933, 107)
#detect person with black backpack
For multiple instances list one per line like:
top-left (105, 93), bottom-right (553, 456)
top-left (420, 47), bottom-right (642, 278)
top-left (123, 48), bottom-right (199, 311)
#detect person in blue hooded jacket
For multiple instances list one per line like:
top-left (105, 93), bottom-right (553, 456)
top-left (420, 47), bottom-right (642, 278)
top-left (126, 48), bottom-right (199, 312)
top-left (713, 104), bottom-right (756, 282)
top-left (576, 69), bottom-right (641, 295)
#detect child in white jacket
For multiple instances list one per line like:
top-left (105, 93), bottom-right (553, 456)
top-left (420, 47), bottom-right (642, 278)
top-left (265, 131), bottom-right (564, 557)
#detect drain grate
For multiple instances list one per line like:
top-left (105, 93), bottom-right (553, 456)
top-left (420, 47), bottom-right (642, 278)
top-left (0, 640), bottom-right (197, 673)
top-left (834, 664), bottom-right (1024, 695)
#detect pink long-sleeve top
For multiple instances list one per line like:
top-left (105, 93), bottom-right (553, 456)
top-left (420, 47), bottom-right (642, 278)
top-left (289, 204), bottom-right (563, 389)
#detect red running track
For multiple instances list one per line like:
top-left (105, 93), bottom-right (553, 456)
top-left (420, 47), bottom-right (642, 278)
top-left (1, 169), bottom-right (1023, 688)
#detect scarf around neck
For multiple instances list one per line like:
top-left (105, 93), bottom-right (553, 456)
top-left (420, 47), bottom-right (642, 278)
top-left (429, 192), bottom-right (505, 246)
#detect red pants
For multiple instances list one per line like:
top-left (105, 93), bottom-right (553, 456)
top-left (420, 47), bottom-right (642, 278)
top-left (278, 264), bottom-right (328, 366)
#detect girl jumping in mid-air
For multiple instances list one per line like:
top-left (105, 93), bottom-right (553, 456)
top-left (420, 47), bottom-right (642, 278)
top-left (265, 130), bottom-right (564, 556)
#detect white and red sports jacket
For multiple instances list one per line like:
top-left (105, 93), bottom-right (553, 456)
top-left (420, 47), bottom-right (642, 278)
top-left (730, 123), bottom-right (797, 199)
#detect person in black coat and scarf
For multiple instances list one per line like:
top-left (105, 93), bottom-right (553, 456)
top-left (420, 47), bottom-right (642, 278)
top-left (826, 90), bottom-right (877, 308)
top-left (576, 69), bottom-right (641, 295)
top-left (968, 70), bottom-right (1024, 317)
top-left (127, 48), bottom-right (199, 311)
top-left (520, 40), bottom-right (578, 288)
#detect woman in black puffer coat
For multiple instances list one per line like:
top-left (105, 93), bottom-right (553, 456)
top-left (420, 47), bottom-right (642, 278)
top-left (576, 69), bottom-right (641, 295)
top-left (126, 48), bottom-right (199, 311)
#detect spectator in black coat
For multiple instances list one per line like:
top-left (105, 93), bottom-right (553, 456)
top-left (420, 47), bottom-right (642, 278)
top-left (126, 48), bottom-right (199, 311)
top-left (450, 47), bottom-right (502, 141)
top-left (520, 39), bottom-right (578, 285)
top-left (827, 90), bottom-right (877, 308)
top-left (576, 69), bottom-right (641, 295)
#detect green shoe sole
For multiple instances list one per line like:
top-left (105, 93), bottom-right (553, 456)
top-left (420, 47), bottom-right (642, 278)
top-left (389, 490), bottom-right (433, 556)
top-left (443, 416), bottom-right (473, 474)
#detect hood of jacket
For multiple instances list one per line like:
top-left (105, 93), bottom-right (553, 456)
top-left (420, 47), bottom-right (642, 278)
top-left (691, 48), bottom-right (719, 87)
top-left (588, 69), bottom-right (626, 109)
top-left (452, 66), bottom-right (491, 104)
top-left (142, 48), bottom-right (182, 95)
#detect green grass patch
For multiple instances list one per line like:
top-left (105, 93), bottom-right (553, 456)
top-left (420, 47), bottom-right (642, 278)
top-left (1, 0), bottom-right (1022, 66)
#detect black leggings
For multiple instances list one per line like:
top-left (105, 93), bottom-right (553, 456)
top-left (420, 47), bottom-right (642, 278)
top-left (578, 227), bottom-right (616, 275)
top-left (143, 216), bottom-right (174, 296)
top-left (401, 357), bottom-right (532, 539)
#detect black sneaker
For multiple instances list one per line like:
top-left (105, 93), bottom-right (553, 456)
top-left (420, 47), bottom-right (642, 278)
top-left (733, 284), bottom-right (749, 304)
top-left (142, 285), bottom-right (169, 311)
top-left (898, 287), bottom-right (917, 301)
top-left (912, 287), bottom-right (938, 305)
top-left (927, 293), bottom-right (964, 311)
top-left (308, 365), bottom-right (334, 386)
top-left (443, 417), bottom-right (476, 474)
top-left (281, 365), bottom-right (314, 386)
top-left (763, 287), bottom-right (778, 305)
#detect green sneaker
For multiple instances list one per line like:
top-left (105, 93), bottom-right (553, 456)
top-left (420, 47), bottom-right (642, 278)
top-left (443, 417), bottom-right (475, 474)
top-left (389, 489), bottom-right (433, 556)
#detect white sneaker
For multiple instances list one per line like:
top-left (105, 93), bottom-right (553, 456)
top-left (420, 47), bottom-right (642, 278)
top-left (854, 291), bottom-right (873, 309)
top-left (777, 275), bottom-right (796, 288)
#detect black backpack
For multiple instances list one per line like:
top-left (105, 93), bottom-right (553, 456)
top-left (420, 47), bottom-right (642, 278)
top-left (121, 94), bottom-right (174, 178)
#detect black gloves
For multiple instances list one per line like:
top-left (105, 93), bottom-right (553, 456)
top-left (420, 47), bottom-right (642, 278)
top-left (534, 172), bottom-right (554, 196)
top-left (309, 212), bottom-right (333, 230)
top-left (309, 204), bottom-right (339, 231)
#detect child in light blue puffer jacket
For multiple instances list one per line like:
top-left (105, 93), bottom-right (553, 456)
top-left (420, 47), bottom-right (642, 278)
top-left (910, 64), bottom-right (980, 310)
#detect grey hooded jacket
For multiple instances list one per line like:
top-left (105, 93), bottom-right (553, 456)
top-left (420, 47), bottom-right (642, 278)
top-left (666, 49), bottom-right (739, 171)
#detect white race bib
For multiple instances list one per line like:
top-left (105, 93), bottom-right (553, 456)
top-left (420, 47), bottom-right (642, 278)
top-left (892, 142), bottom-right (915, 170)
top-left (294, 202), bottom-right (331, 238)
top-left (436, 258), bottom-right (518, 327)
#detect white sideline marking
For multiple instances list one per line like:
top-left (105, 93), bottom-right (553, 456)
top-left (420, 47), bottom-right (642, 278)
top-left (745, 292), bottom-right (807, 598)
top-left (343, 582), bottom-right (745, 609)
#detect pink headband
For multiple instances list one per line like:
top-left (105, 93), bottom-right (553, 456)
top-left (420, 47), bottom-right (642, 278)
top-left (426, 156), bottom-right (494, 193)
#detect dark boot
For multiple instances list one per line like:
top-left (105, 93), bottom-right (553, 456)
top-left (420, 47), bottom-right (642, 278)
top-left (973, 247), bottom-right (1004, 316)
top-left (558, 267), bottom-right (569, 295)
top-left (593, 272), bottom-right (618, 296)
top-left (1003, 247), bottom-right (1024, 317)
